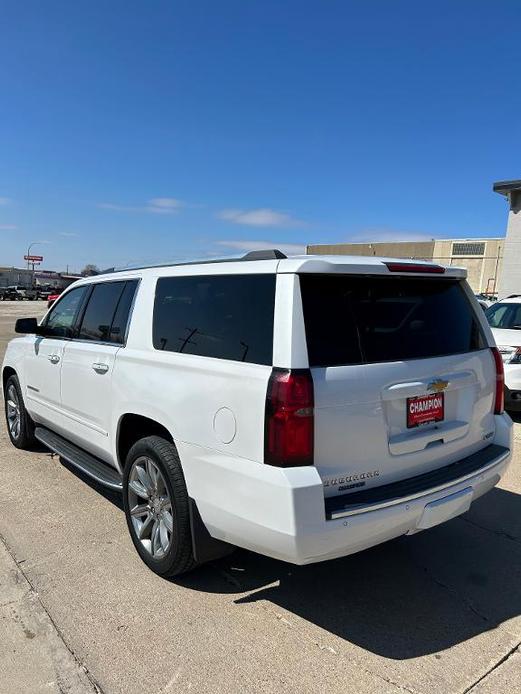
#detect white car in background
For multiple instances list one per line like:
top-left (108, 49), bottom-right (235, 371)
top-left (485, 296), bottom-right (521, 411)
top-left (474, 294), bottom-right (493, 311)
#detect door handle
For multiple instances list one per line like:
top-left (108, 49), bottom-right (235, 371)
top-left (48, 354), bottom-right (60, 364)
top-left (92, 362), bottom-right (109, 374)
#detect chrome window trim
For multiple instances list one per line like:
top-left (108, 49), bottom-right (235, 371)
top-left (43, 279), bottom-right (141, 348)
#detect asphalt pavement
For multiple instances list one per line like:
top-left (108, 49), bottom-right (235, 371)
top-left (0, 300), bottom-right (520, 693)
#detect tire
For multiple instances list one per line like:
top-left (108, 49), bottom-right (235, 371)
top-left (122, 436), bottom-right (197, 577)
top-left (3, 374), bottom-right (36, 449)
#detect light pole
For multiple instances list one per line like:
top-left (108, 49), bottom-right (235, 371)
top-left (26, 241), bottom-right (44, 288)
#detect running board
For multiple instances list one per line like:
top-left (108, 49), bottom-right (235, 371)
top-left (34, 426), bottom-right (123, 491)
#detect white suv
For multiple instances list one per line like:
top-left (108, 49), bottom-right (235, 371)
top-left (485, 295), bottom-right (521, 411)
top-left (2, 251), bottom-right (513, 577)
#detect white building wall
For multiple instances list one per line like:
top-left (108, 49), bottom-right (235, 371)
top-left (497, 191), bottom-right (521, 298)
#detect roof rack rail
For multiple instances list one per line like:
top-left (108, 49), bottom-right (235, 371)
top-left (103, 249), bottom-right (288, 274)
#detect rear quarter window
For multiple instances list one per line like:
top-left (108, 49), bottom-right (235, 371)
top-left (153, 274), bottom-right (276, 365)
top-left (299, 274), bottom-right (485, 367)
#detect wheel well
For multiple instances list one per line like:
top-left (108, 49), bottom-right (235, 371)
top-left (2, 367), bottom-right (16, 394)
top-left (117, 414), bottom-right (173, 468)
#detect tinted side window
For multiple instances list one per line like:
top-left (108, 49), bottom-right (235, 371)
top-left (485, 302), bottom-right (521, 330)
top-left (44, 287), bottom-right (87, 338)
top-left (485, 303), bottom-right (511, 328)
top-left (153, 274), bottom-right (275, 365)
top-left (78, 282), bottom-right (126, 342)
top-left (110, 280), bottom-right (138, 343)
top-left (300, 275), bottom-right (485, 367)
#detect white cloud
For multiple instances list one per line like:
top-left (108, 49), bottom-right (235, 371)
top-left (217, 208), bottom-right (305, 228)
top-left (146, 198), bottom-right (183, 213)
top-left (0, 197), bottom-right (11, 205)
top-left (0, 224), bottom-right (17, 230)
top-left (97, 198), bottom-right (184, 215)
top-left (59, 232), bottom-right (78, 237)
top-left (350, 227), bottom-right (434, 243)
top-left (216, 239), bottom-right (306, 256)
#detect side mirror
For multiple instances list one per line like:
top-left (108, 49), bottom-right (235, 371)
top-left (15, 317), bottom-right (44, 335)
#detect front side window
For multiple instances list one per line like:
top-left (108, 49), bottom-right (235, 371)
top-left (44, 286), bottom-right (87, 338)
top-left (153, 274), bottom-right (275, 365)
top-left (77, 280), bottom-right (138, 343)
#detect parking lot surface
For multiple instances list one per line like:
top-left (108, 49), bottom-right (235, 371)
top-left (1, 301), bottom-right (520, 693)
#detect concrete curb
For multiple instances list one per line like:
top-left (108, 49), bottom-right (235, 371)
top-left (0, 536), bottom-right (101, 694)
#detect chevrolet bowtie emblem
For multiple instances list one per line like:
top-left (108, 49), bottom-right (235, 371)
top-left (427, 378), bottom-right (449, 393)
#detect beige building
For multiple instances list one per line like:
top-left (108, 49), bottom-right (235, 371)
top-left (307, 238), bottom-right (503, 295)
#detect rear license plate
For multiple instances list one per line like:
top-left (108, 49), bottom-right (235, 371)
top-left (407, 393), bottom-right (444, 428)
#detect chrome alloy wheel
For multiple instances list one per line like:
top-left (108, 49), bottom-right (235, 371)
top-left (6, 385), bottom-right (21, 440)
top-left (127, 457), bottom-right (174, 559)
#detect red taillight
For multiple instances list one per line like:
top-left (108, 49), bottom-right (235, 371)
top-left (265, 368), bottom-right (314, 467)
top-left (491, 347), bottom-right (505, 415)
top-left (384, 262), bottom-right (445, 274)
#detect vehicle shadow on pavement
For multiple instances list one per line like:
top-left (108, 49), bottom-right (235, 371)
top-left (180, 487), bottom-right (521, 660)
top-left (57, 456), bottom-right (521, 660)
top-left (58, 457), bottom-right (124, 510)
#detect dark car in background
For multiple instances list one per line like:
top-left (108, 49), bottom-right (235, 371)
top-left (0, 287), bottom-right (25, 301)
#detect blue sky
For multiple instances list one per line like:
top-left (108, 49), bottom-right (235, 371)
top-left (0, 1), bottom-right (520, 271)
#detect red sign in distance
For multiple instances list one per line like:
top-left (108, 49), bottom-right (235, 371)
top-left (24, 255), bottom-right (44, 262)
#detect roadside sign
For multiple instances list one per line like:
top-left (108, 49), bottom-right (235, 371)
top-left (24, 255), bottom-right (44, 262)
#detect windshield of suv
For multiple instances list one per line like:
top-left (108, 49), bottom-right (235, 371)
top-left (300, 275), bottom-right (485, 366)
top-left (485, 302), bottom-right (521, 330)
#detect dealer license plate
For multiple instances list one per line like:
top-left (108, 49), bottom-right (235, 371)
top-left (407, 393), bottom-right (444, 428)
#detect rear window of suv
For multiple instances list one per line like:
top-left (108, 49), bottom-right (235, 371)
top-left (153, 274), bottom-right (275, 365)
top-left (299, 274), bottom-right (485, 367)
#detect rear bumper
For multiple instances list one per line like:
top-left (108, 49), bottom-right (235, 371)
top-left (184, 414), bottom-right (513, 565)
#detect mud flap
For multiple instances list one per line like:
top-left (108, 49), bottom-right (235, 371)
top-left (188, 498), bottom-right (235, 564)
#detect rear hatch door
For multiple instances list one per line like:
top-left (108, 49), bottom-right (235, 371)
top-left (299, 271), bottom-right (495, 499)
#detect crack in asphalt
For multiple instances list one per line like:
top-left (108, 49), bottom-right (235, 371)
top-left (405, 551), bottom-right (491, 624)
top-left (0, 531), bottom-right (104, 694)
top-left (426, 573), bottom-right (490, 624)
top-left (460, 515), bottom-right (520, 544)
top-left (252, 601), bottom-right (420, 694)
top-left (462, 641), bottom-right (521, 693)
top-left (406, 551), bottom-right (521, 693)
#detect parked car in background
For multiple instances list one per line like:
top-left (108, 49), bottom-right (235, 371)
top-left (36, 287), bottom-right (55, 301)
top-left (2, 251), bottom-right (512, 578)
top-left (46, 291), bottom-right (62, 308)
top-left (485, 295), bottom-right (521, 410)
top-left (474, 294), bottom-right (496, 310)
top-left (1, 286), bottom-right (24, 300)
top-left (4, 285), bottom-right (40, 301)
